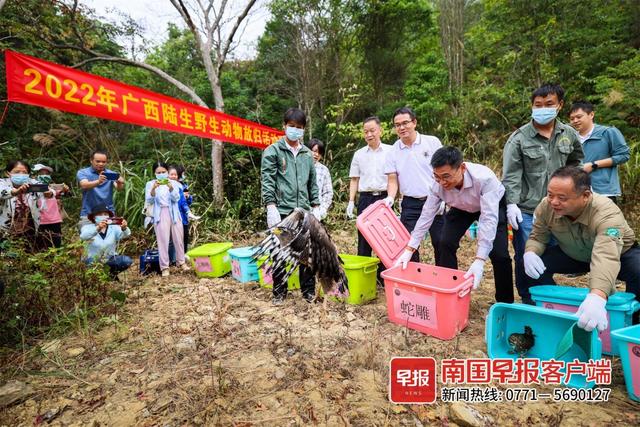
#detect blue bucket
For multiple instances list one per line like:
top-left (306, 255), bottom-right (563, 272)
top-left (486, 303), bottom-right (602, 388)
top-left (530, 285), bottom-right (640, 356)
top-left (611, 324), bottom-right (640, 402)
top-left (228, 246), bottom-right (259, 283)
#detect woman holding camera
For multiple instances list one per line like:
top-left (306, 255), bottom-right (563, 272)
top-left (80, 204), bottom-right (132, 278)
top-left (145, 161), bottom-right (189, 277)
top-left (0, 160), bottom-right (46, 247)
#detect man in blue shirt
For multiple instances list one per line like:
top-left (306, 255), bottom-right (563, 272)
top-left (569, 101), bottom-right (630, 204)
top-left (76, 149), bottom-right (125, 229)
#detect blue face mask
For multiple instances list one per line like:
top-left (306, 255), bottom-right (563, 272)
top-left (95, 215), bottom-right (109, 224)
top-left (531, 107), bottom-right (558, 125)
top-left (285, 126), bottom-right (304, 142)
top-left (156, 172), bottom-right (168, 180)
top-left (10, 173), bottom-right (30, 186)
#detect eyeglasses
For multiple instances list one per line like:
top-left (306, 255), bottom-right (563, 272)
top-left (433, 169), bottom-right (461, 183)
top-left (393, 120), bottom-right (414, 129)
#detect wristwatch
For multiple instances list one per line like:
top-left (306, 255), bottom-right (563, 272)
top-left (591, 162), bottom-right (599, 170)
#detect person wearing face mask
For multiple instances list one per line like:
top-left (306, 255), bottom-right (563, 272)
top-left (0, 160), bottom-right (45, 247)
top-left (145, 161), bottom-right (190, 277)
top-left (33, 163), bottom-right (69, 250)
top-left (261, 107), bottom-right (320, 305)
top-left (502, 83), bottom-right (583, 304)
top-left (307, 138), bottom-right (333, 221)
top-left (80, 204), bottom-right (132, 279)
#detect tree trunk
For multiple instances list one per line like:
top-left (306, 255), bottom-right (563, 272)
top-left (211, 73), bottom-right (225, 204)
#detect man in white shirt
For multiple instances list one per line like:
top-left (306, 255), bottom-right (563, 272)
top-left (384, 107), bottom-right (444, 264)
top-left (347, 116), bottom-right (392, 259)
top-left (395, 146), bottom-right (513, 302)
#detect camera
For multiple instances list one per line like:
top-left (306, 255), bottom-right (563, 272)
top-left (106, 217), bottom-right (124, 225)
top-left (26, 183), bottom-right (49, 193)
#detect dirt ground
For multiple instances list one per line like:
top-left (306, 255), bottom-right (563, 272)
top-left (1, 229), bottom-right (639, 426)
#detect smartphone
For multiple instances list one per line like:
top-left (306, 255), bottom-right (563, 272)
top-left (106, 217), bottom-right (124, 225)
top-left (157, 178), bottom-right (169, 185)
top-left (103, 171), bottom-right (120, 181)
top-left (26, 183), bottom-right (49, 193)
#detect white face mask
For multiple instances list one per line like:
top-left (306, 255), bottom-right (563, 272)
top-left (95, 215), bottom-right (109, 224)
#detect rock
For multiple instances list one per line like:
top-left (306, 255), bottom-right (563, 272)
top-left (0, 380), bottom-right (34, 407)
top-left (274, 369), bottom-right (286, 380)
top-left (66, 347), bottom-right (86, 357)
top-left (449, 402), bottom-right (491, 427)
top-left (175, 336), bottom-right (197, 354)
top-left (41, 339), bottom-right (62, 354)
top-left (345, 312), bottom-right (357, 322)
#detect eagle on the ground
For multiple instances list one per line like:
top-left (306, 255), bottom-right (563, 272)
top-left (252, 208), bottom-right (348, 300)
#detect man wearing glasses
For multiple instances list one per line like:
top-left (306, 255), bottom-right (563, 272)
top-left (384, 107), bottom-right (444, 264)
top-left (394, 146), bottom-right (514, 303)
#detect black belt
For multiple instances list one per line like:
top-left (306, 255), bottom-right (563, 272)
top-left (403, 195), bottom-right (427, 202)
top-left (360, 191), bottom-right (387, 196)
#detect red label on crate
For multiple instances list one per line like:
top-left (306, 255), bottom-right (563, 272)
top-left (262, 266), bottom-right (273, 284)
top-left (392, 287), bottom-right (437, 329)
top-left (389, 357), bottom-right (437, 404)
top-left (630, 344), bottom-right (640, 396)
top-left (232, 259), bottom-right (241, 278)
top-left (195, 257), bottom-right (213, 273)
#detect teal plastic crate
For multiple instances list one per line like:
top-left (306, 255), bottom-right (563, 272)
top-left (486, 303), bottom-right (602, 389)
top-left (530, 285), bottom-right (640, 356)
top-left (228, 246), bottom-right (259, 283)
top-left (611, 324), bottom-right (640, 402)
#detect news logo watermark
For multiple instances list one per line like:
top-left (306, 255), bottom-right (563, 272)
top-left (389, 357), bottom-right (612, 404)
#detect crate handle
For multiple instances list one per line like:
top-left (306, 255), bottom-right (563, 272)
top-left (627, 300), bottom-right (640, 315)
top-left (458, 284), bottom-right (472, 298)
top-left (223, 255), bottom-right (230, 263)
top-left (363, 264), bottom-right (378, 274)
top-left (384, 225), bottom-right (396, 241)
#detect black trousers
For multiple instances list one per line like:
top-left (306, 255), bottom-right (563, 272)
top-left (401, 196), bottom-right (444, 263)
top-left (526, 243), bottom-right (640, 323)
top-left (36, 222), bottom-right (62, 250)
top-left (439, 197), bottom-right (514, 303)
top-left (272, 210), bottom-right (315, 299)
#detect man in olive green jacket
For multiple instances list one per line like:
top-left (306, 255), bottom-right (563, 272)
top-left (261, 107), bottom-right (320, 305)
top-left (502, 83), bottom-right (584, 303)
top-left (523, 166), bottom-right (639, 331)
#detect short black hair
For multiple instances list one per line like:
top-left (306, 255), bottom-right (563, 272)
top-left (307, 138), bottom-right (325, 157)
top-left (531, 83), bottom-right (565, 103)
top-left (283, 108), bottom-right (307, 127)
top-left (569, 101), bottom-right (594, 115)
top-left (168, 164), bottom-right (185, 179)
top-left (431, 146), bottom-right (463, 169)
top-left (5, 160), bottom-right (31, 173)
top-left (90, 149), bottom-right (109, 160)
top-left (363, 116), bottom-right (381, 126)
top-left (392, 106), bottom-right (416, 122)
top-left (550, 166), bottom-right (591, 194)
top-left (152, 161), bottom-right (169, 173)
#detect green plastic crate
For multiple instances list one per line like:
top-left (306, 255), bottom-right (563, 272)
top-left (187, 242), bottom-right (233, 278)
top-left (257, 255), bottom-right (300, 290)
top-left (321, 254), bottom-right (380, 305)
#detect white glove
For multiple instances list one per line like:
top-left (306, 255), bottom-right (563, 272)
top-left (266, 205), bottom-right (281, 228)
top-left (576, 293), bottom-right (608, 332)
top-left (506, 203), bottom-right (523, 231)
top-left (311, 207), bottom-right (322, 221)
top-left (346, 201), bottom-right (355, 219)
top-left (394, 249), bottom-right (414, 270)
top-left (383, 196), bottom-right (394, 207)
top-left (436, 201), bottom-right (446, 216)
top-left (523, 251), bottom-right (546, 279)
top-left (464, 259), bottom-right (485, 290)
top-left (187, 212), bottom-right (200, 221)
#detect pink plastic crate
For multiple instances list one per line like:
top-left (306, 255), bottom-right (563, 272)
top-left (381, 262), bottom-right (473, 340)
top-left (356, 200), bottom-right (410, 268)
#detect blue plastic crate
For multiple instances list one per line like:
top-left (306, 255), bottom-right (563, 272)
top-left (530, 285), bottom-right (640, 356)
top-left (611, 324), bottom-right (640, 402)
top-left (228, 246), bottom-right (259, 283)
top-left (486, 303), bottom-right (602, 389)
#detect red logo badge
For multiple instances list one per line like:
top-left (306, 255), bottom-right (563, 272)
top-left (389, 357), bottom-right (437, 404)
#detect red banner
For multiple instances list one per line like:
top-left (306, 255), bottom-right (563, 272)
top-left (4, 50), bottom-right (282, 149)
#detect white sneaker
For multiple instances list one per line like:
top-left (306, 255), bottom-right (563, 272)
top-left (179, 262), bottom-right (191, 272)
top-left (161, 269), bottom-right (170, 277)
